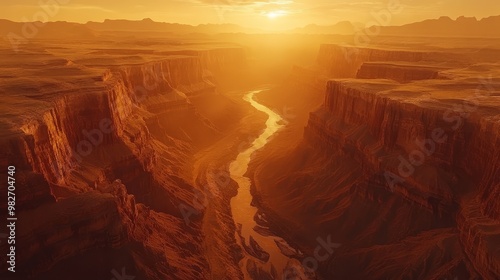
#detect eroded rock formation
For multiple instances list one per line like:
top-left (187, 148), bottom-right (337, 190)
top-left (356, 62), bottom-right (447, 83)
top-left (251, 43), bottom-right (500, 279)
top-left (0, 42), bottom-right (249, 279)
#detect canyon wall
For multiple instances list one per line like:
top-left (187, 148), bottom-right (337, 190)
top-left (313, 47), bottom-right (500, 279)
top-left (356, 62), bottom-right (445, 83)
top-left (316, 44), bottom-right (463, 78)
top-left (252, 44), bottom-right (500, 279)
top-left (0, 47), bottom-right (248, 279)
top-left (13, 188), bottom-right (127, 278)
top-left (154, 47), bottom-right (248, 90)
top-left (317, 45), bottom-right (426, 78)
top-left (307, 79), bottom-right (499, 207)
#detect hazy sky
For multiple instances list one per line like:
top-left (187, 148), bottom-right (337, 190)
top-left (2, 0), bottom-right (500, 30)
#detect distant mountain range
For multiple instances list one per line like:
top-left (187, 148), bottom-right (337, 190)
top-left (0, 19), bottom-right (97, 41)
top-left (375, 15), bottom-right (500, 37)
top-left (1, 15), bottom-right (499, 39)
top-left (290, 15), bottom-right (500, 37)
top-left (85, 18), bottom-right (260, 34)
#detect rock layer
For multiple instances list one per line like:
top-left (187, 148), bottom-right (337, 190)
top-left (0, 41), bottom-right (248, 279)
top-left (356, 62), bottom-right (447, 83)
top-left (252, 43), bottom-right (500, 279)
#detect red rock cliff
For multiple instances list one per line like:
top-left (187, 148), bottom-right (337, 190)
top-left (0, 46), bottom-right (248, 279)
top-left (251, 43), bottom-right (500, 279)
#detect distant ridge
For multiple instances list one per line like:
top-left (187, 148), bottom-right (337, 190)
top-left (0, 19), bottom-right (97, 40)
top-left (374, 15), bottom-right (500, 37)
top-left (285, 15), bottom-right (500, 37)
top-left (85, 18), bottom-right (260, 34)
top-left (1, 16), bottom-right (500, 38)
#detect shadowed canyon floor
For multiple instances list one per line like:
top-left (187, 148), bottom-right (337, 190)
top-left (0, 30), bottom-right (499, 280)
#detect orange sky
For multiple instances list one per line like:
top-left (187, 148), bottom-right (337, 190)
top-left (2, 0), bottom-right (500, 30)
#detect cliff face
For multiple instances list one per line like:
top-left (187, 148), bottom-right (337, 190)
top-left (199, 48), bottom-right (247, 74)
top-left (115, 57), bottom-right (215, 97)
top-left (356, 62), bottom-right (446, 83)
top-left (305, 79), bottom-right (500, 277)
top-left (306, 81), bottom-right (500, 279)
top-left (458, 197), bottom-right (500, 280)
top-left (311, 80), bottom-right (499, 201)
top-left (19, 91), bottom-right (116, 189)
top-left (0, 135), bottom-right (56, 211)
top-left (317, 45), bottom-right (426, 78)
top-left (0, 45), bottom-right (247, 278)
top-left (313, 45), bottom-right (500, 219)
top-left (6, 179), bottom-right (209, 280)
top-left (14, 191), bottom-right (125, 278)
top-left (316, 44), bottom-right (465, 78)
top-left (252, 43), bottom-right (500, 279)
top-left (13, 49), bottom-right (245, 196)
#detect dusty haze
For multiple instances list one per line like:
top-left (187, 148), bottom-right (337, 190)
top-left (0, 1), bottom-right (499, 280)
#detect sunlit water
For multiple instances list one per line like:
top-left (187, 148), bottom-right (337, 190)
top-left (229, 89), bottom-right (301, 279)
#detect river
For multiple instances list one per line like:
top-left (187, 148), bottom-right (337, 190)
top-left (229, 89), bottom-right (306, 280)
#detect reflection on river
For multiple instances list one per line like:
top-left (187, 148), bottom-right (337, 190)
top-left (229, 89), bottom-right (306, 279)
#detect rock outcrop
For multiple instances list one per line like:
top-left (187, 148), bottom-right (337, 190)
top-left (0, 41), bottom-right (248, 279)
top-left (11, 188), bottom-right (126, 278)
top-left (316, 44), bottom-right (465, 78)
top-left (356, 62), bottom-right (447, 83)
top-left (251, 43), bottom-right (500, 279)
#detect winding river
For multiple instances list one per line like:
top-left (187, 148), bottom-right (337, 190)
top-left (229, 89), bottom-right (304, 279)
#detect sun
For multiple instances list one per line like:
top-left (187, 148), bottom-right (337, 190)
top-left (266, 10), bottom-right (287, 19)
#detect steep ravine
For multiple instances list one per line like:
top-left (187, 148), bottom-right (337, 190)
top-left (0, 48), bottom-right (252, 279)
top-left (229, 90), bottom-right (310, 280)
top-left (1, 40), bottom-right (499, 280)
top-left (248, 44), bottom-right (500, 279)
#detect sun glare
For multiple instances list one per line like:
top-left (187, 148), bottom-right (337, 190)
top-left (266, 10), bottom-right (287, 19)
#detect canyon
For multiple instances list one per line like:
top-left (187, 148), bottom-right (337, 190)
top-left (250, 39), bottom-right (500, 279)
top-left (0, 22), bottom-right (499, 280)
top-left (0, 37), bottom-right (256, 279)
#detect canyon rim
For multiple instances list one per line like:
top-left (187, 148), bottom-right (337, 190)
top-left (0, 1), bottom-right (500, 279)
